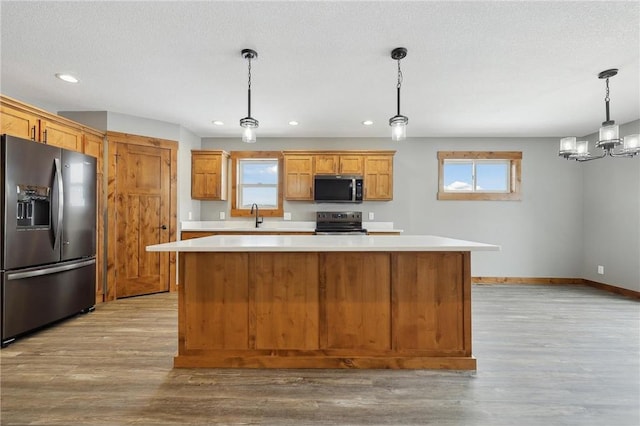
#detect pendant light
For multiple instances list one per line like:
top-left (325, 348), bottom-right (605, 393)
top-left (559, 68), bottom-right (639, 161)
top-left (240, 48), bottom-right (258, 143)
top-left (389, 47), bottom-right (408, 141)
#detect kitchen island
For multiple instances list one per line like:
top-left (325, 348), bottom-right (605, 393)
top-left (147, 235), bottom-right (499, 369)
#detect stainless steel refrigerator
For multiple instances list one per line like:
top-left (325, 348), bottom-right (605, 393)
top-left (1, 134), bottom-right (97, 346)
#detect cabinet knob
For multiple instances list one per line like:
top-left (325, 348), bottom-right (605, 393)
top-left (159, 225), bottom-right (167, 230)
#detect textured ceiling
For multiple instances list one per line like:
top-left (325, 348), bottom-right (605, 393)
top-left (1, 1), bottom-right (639, 139)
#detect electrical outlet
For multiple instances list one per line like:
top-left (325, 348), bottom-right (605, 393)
top-left (284, 212), bottom-right (292, 221)
top-left (368, 212), bottom-right (375, 220)
top-left (219, 211), bottom-right (225, 220)
top-left (597, 265), bottom-right (604, 275)
top-left (188, 211), bottom-right (193, 220)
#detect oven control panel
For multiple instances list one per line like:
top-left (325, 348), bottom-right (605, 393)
top-left (316, 211), bottom-right (362, 223)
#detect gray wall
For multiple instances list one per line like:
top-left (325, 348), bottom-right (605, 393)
top-left (201, 136), bottom-right (585, 279)
top-left (178, 127), bottom-right (202, 221)
top-left (59, 111), bottom-right (108, 131)
top-left (581, 120), bottom-right (640, 292)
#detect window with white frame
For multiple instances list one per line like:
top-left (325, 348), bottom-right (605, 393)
top-left (238, 158), bottom-right (279, 208)
top-left (231, 152), bottom-right (283, 217)
top-left (437, 151), bottom-right (522, 201)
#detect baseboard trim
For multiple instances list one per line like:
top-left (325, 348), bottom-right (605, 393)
top-left (472, 277), bottom-right (583, 285)
top-left (582, 280), bottom-right (640, 300)
top-left (472, 277), bottom-right (639, 300)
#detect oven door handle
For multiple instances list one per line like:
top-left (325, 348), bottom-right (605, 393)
top-left (314, 231), bottom-right (368, 235)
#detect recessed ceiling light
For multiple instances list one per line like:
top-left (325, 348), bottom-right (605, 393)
top-left (362, 120), bottom-right (374, 126)
top-left (289, 121), bottom-right (299, 126)
top-left (212, 120), bottom-right (224, 126)
top-left (55, 73), bottom-right (79, 83)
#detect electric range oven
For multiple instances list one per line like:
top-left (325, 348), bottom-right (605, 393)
top-left (314, 211), bottom-right (367, 235)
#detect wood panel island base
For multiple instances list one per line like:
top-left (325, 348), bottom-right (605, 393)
top-left (147, 235), bottom-right (499, 370)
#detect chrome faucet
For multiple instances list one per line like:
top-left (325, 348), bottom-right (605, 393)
top-left (250, 203), bottom-right (263, 228)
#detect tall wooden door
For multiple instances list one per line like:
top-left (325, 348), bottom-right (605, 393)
top-left (114, 142), bottom-right (171, 298)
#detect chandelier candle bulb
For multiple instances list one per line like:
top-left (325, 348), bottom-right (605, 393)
top-left (559, 137), bottom-right (578, 155)
top-left (623, 134), bottom-right (640, 153)
top-left (599, 124), bottom-right (619, 142)
top-left (576, 140), bottom-right (589, 157)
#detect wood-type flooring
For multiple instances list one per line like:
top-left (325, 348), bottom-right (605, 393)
top-left (1, 284), bottom-right (638, 425)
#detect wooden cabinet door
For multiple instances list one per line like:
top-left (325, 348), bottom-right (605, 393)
top-left (114, 142), bottom-right (171, 298)
top-left (41, 120), bottom-right (83, 151)
top-left (83, 133), bottom-right (104, 172)
top-left (314, 155), bottom-right (338, 174)
top-left (191, 151), bottom-right (227, 200)
top-left (365, 155), bottom-right (393, 200)
top-left (192, 153), bottom-right (220, 199)
top-left (324, 252), bottom-right (391, 350)
top-left (254, 253), bottom-right (319, 349)
top-left (284, 155), bottom-right (314, 200)
top-left (0, 105), bottom-right (39, 141)
top-left (339, 155), bottom-right (364, 175)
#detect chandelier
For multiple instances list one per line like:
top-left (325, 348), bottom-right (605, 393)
top-left (389, 47), bottom-right (408, 141)
top-left (559, 69), bottom-right (639, 161)
top-left (240, 48), bottom-right (258, 143)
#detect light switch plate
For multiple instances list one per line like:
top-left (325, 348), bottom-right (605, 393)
top-left (597, 265), bottom-right (604, 275)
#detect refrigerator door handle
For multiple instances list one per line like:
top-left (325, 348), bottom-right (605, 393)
top-left (54, 157), bottom-right (64, 248)
top-left (6, 258), bottom-right (96, 280)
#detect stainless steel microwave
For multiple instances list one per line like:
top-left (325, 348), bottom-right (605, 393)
top-left (314, 175), bottom-right (363, 203)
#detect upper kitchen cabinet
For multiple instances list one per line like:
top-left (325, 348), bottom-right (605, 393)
top-left (338, 155), bottom-right (364, 175)
top-left (40, 119), bottom-right (84, 151)
top-left (0, 104), bottom-right (39, 140)
top-left (314, 154), bottom-right (338, 174)
top-left (364, 154), bottom-right (394, 200)
top-left (314, 154), bottom-right (364, 175)
top-left (83, 132), bottom-right (104, 177)
top-left (191, 150), bottom-right (229, 200)
top-left (284, 154), bottom-right (314, 200)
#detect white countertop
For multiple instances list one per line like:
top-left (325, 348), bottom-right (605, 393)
top-left (180, 220), bottom-right (403, 234)
top-left (147, 234), bottom-right (500, 252)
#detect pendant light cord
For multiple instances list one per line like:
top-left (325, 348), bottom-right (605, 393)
top-left (396, 59), bottom-right (403, 116)
top-left (604, 77), bottom-right (610, 123)
top-left (247, 56), bottom-right (252, 117)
